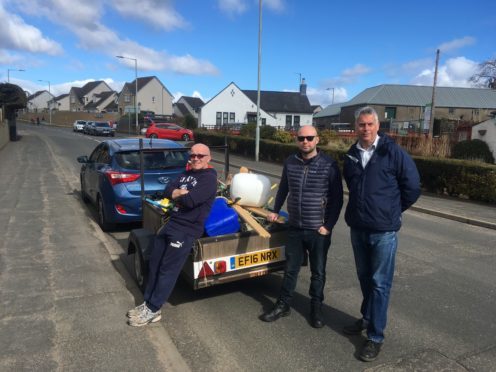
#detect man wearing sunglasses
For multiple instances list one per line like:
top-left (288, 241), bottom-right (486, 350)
top-left (261, 125), bottom-right (343, 328)
top-left (127, 143), bottom-right (217, 326)
top-left (342, 107), bottom-right (420, 362)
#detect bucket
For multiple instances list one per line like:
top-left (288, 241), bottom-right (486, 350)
top-left (230, 173), bottom-right (271, 207)
top-left (204, 198), bottom-right (240, 237)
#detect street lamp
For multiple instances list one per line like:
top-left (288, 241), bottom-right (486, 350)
top-left (326, 87), bottom-right (335, 105)
top-left (7, 68), bottom-right (25, 83)
top-left (38, 79), bottom-right (52, 126)
top-left (116, 55), bottom-right (139, 133)
top-left (255, 0), bottom-right (262, 162)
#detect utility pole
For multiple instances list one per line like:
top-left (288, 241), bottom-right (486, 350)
top-left (255, 0), bottom-right (262, 162)
top-left (429, 49), bottom-right (440, 137)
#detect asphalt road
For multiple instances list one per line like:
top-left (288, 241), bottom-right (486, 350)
top-left (3, 123), bottom-right (495, 371)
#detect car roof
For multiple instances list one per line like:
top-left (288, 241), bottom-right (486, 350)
top-left (105, 138), bottom-right (185, 152)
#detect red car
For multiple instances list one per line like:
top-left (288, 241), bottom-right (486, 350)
top-left (145, 123), bottom-right (194, 141)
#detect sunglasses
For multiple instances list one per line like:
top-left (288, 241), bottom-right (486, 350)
top-left (297, 136), bottom-right (316, 142)
top-left (189, 153), bottom-right (208, 159)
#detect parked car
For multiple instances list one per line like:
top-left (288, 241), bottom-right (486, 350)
top-left (73, 120), bottom-right (87, 132)
top-left (90, 121), bottom-right (115, 136)
top-left (77, 138), bottom-right (189, 230)
top-left (83, 121), bottom-right (95, 134)
top-left (145, 123), bottom-right (194, 141)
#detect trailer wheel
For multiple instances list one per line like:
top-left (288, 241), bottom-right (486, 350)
top-left (134, 248), bottom-right (146, 290)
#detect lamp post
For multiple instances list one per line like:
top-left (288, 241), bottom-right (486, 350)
top-left (116, 55), bottom-right (139, 133)
top-left (7, 68), bottom-right (25, 83)
top-left (255, 0), bottom-right (262, 162)
top-left (38, 79), bottom-right (51, 126)
top-left (326, 87), bottom-right (335, 105)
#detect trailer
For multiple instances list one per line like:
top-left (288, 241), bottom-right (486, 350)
top-left (126, 140), bottom-right (287, 290)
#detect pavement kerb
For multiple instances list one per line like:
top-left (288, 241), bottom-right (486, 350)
top-left (211, 158), bottom-right (496, 231)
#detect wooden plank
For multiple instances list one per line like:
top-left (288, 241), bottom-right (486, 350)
top-left (231, 204), bottom-right (271, 239)
top-left (244, 206), bottom-right (287, 224)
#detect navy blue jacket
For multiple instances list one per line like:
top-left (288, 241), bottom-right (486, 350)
top-left (343, 134), bottom-right (421, 232)
top-left (274, 150), bottom-right (343, 231)
top-left (164, 167), bottom-right (217, 238)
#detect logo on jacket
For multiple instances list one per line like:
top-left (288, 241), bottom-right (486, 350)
top-left (170, 241), bottom-right (184, 249)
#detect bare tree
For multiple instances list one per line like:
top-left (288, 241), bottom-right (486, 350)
top-left (470, 59), bottom-right (496, 89)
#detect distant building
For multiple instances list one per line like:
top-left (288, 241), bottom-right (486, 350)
top-left (174, 96), bottom-right (204, 119)
top-left (27, 90), bottom-right (54, 112)
top-left (52, 93), bottom-right (70, 111)
top-left (117, 76), bottom-right (173, 116)
top-left (69, 81), bottom-right (113, 112)
top-left (199, 80), bottom-right (314, 129)
top-left (471, 116), bottom-right (496, 163)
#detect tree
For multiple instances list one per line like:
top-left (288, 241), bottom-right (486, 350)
top-left (470, 59), bottom-right (496, 89)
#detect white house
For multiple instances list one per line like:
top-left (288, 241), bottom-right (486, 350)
top-left (27, 90), bottom-right (54, 112)
top-left (117, 76), bottom-right (173, 116)
top-left (53, 93), bottom-right (70, 111)
top-left (199, 81), bottom-right (314, 128)
top-left (69, 81), bottom-right (113, 112)
top-left (472, 116), bottom-right (496, 162)
top-left (84, 91), bottom-right (118, 113)
top-left (174, 96), bottom-right (204, 119)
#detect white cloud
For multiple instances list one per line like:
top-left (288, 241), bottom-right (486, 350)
top-left (264, 0), bottom-right (285, 12)
top-left (438, 36), bottom-right (476, 53)
top-left (323, 64), bottom-right (372, 86)
top-left (411, 56), bottom-right (479, 87)
top-left (218, 0), bottom-right (248, 16)
top-left (0, 2), bottom-right (62, 55)
top-left (306, 86), bottom-right (348, 107)
top-left (0, 50), bottom-right (23, 65)
top-left (112, 0), bottom-right (188, 31)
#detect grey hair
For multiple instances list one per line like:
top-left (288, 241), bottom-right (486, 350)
top-left (354, 106), bottom-right (379, 123)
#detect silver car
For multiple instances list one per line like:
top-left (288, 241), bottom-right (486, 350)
top-left (73, 120), bottom-right (86, 132)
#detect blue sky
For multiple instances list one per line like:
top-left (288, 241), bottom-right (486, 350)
top-left (1, 0), bottom-right (495, 107)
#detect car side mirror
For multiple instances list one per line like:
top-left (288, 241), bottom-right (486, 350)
top-left (77, 155), bottom-right (89, 164)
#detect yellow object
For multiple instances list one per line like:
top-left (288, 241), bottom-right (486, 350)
top-left (158, 198), bottom-right (172, 208)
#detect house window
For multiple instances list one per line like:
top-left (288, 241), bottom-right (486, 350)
top-left (70, 96), bottom-right (75, 103)
top-left (473, 109), bottom-right (480, 116)
top-left (448, 107), bottom-right (455, 114)
top-left (124, 95), bottom-right (130, 103)
top-left (223, 112), bottom-right (228, 124)
top-left (229, 112), bottom-right (235, 123)
top-left (216, 112), bottom-right (222, 126)
top-left (385, 107), bottom-right (396, 119)
top-left (152, 96), bottom-right (155, 103)
top-left (294, 115), bottom-right (300, 128)
top-left (286, 115), bottom-right (292, 129)
top-left (262, 118), bottom-right (266, 125)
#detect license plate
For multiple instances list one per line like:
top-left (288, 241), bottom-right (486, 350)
top-left (231, 247), bottom-right (282, 269)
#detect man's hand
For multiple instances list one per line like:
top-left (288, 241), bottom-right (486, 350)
top-left (267, 212), bottom-right (279, 222)
top-left (171, 188), bottom-right (189, 200)
top-left (318, 226), bottom-right (330, 235)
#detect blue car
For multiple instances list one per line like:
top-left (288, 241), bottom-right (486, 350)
top-left (77, 138), bottom-right (189, 231)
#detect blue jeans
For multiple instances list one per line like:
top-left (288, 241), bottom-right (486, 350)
top-left (279, 227), bottom-right (331, 306)
top-left (350, 229), bottom-right (397, 343)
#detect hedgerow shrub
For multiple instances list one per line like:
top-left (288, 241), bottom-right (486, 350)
top-left (452, 139), bottom-right (495, 164)
top-left (272, 131), bottom-right (294, 143)
top-left (239, 123), bottom-right (277, 139)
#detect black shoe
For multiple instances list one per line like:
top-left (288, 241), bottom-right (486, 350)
top-left (310, 304), bottom-right (324, 328)
top-left (359, 340), bottom-right (382, 362)
top-left (260, 300), bottom-right (290, 322)
top-left (343, 319), bottom-right (367, 335)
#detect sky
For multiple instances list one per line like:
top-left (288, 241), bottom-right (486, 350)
top-left (1, 0), bottom-right (495, 108)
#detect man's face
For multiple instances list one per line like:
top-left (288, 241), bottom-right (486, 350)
top-left (296, 127), bottom-right (319, 155)
top-left (188, 145), bottom-right (211, 170)
top-left (356, 113), bottom-right (379, 148)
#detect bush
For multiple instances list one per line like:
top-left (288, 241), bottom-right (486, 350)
top-left (318, 129), bottom-right (337, 146)
top-left (272, 131), bottom-right (294, 143)
top-left (240, 123), bottom-right (277, 139)
top-left (452, 139), bottom-right (495, 164)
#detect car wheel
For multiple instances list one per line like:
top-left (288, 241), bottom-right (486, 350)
top-left (97, 195), bottom-right (113, 232)
top-left (80, 177), bottom-right (90, 204)
top-left (133, 246), bottom-right (147, 291)
top-left (150, 134), bottom-right (158, 139)
top-left (182, 134), bottom-right (190, 141)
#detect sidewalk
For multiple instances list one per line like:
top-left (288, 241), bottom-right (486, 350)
top-left (210, 151), bottom-right (496, 231)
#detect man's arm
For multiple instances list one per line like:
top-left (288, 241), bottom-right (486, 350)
top-left (267, 163), bottom-right (289, 222)
top-left (175, 172), bottom-right (218, 209)
top-left (323, 161), bottom-right (344, 232)
top-left (397, 148), bottom-right (421, 211)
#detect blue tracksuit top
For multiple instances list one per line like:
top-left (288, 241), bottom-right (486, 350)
top-left (343, 134), bottom-right (421, 232)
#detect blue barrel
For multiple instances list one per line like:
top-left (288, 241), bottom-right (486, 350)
top-left (204, 198), bottom-right (240, 237)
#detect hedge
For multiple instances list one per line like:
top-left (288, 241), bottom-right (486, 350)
top-left (194, 130), bottom-right (496, 204)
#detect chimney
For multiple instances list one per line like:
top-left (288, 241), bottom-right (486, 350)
top-left (300, 78), bottom-right (307, 96)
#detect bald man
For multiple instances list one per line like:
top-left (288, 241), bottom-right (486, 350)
top-left (127, 143), bottom-right (217, 326)
top-left (261, 126), bottom-right (343, 328)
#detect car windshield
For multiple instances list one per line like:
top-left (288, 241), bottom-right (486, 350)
top-left (115, 150), bottom-right (189, 170)
top-left (95, 122), bottom-right (110, 128)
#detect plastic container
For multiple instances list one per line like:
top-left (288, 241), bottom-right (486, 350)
top-left (204, 198), bottom-right (240, 237)
top-left (230, 173), bottom-right (271, 207)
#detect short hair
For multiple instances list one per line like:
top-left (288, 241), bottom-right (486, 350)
top-left (355, 106), bottom-right (379, 124)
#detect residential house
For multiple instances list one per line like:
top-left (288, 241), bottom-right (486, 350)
top-left (173, 96), bottom-right (204, 119)
top-left (116, 76), bottom-right (173, 116)
top-left (69, 81), bottom-right (113, 112)
top-left (52, 93), bottom-right (70, 111)
top-left (471, 115), bottom-right (496, 162)
top-left (84, 91), bottom-right (118, 113)
top-left (316, 84), bottom-right (496, 134)
top-left (311, 105), bottom-right (322, 115)
top-left (27, 90), bottom-right (54, 112)
top-left (313, 102), bottom-right (347, 128)
top-left (199, 80), bottom-right (314, 129)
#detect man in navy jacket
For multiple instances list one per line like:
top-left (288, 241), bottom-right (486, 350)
top-left (127, 143), bottom-right (217, 326)
top-left (261, 125), bottom-right (343, 328)
top-left (342, 107), bottom-right (420, 361)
